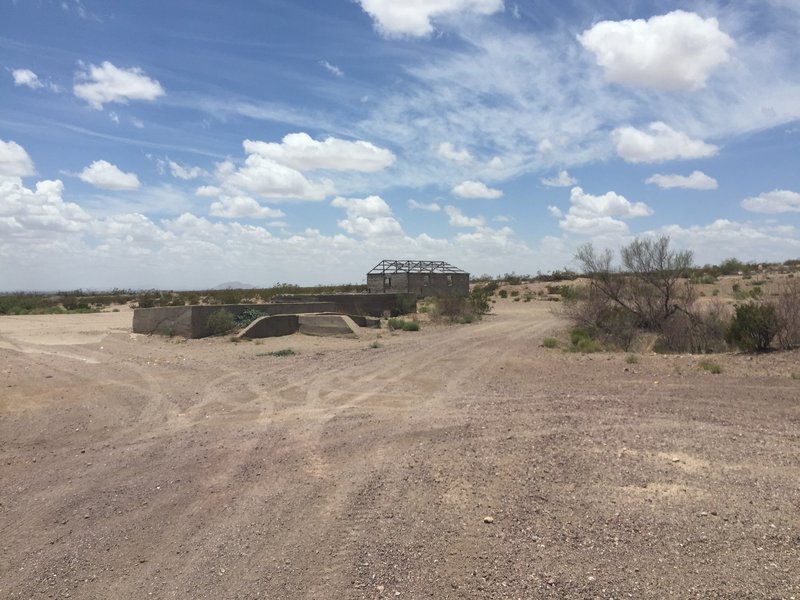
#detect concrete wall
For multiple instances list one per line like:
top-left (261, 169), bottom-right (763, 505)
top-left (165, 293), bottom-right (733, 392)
top-left (133, 302), bottom-right (336, 338)
top-left (367, 272), bottom-right (469, 297)
top-left (273, 293), bottom-right (410, 316)
top-left (238, 314), bottom-right (299, 339)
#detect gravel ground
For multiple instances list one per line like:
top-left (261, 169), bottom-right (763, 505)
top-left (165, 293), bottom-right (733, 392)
top-left (1, 301), bottom-right (798, 599)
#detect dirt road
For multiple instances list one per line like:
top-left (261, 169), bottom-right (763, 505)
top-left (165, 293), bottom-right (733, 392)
top-left (1, 303), bottom-right (798, 598)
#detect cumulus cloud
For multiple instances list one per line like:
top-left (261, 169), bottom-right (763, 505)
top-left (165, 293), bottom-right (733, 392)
top-left (437, 142), bottom-right (473, 164)
top-left (646, 170), bottom-right (718, 190)
top-left (79, 160), bottom-right (141, 190)
top-left (168, 161), bottom-right (205, 180)
top-left (209, 147), bottom-right (336, 202)
top-left (73, 61), bottom-right (164, 110)
top-left (243, 133), bottom-right (395, 172)
top-left (741, 189), bottom-right (800, 213)
top-left (12, 68), bottom-right (44, 89)
top-left (444, 205), bottom-right (484, 228)
top-left (558, 186), bottom-right (652, 235)
top-left (541, 169), bottom-right (577, 187)
top-left (452, 179), bottom-right (503, 199)
top-left (0, 177), bottom-right (91, 234)
top-left (209, 195), bottom-right (287, 219)
top-left (613, 122), bottom-right (719, 163)
top-left (0, 140), bottom-right (36, 177)
top-left (578, 10), bottom-right (734, 91)
top-left (331, 195), bottom-right (404, 237)
top-left (356, 0), bottom-right (504, 37)
top-left (408, 199), bottom-right (441, 212)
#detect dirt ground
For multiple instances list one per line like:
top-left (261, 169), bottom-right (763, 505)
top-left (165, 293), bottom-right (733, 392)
top-left (1, 301), bottom-right (798, 599)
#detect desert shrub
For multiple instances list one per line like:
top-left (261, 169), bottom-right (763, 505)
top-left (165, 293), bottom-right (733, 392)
top-left (699, 358), bottom-right (723, 374)
top-left (594, 305), bottom-right (638, 350)
top-left (510, 290), bottom-right (519, 297)
top-left (568, 326), bottom-right (603, 353)
top-left (431, 295), bottom-right (468, 322)
top-left (461, 314), bottom-right (475, 324)
top-left (498, 289), bottom-right (508, 298)
top-left (725, 302), bottom-right (779, 352)
top-left (387, 317), bottom-right (406, 330)
top-left (775, 278), bottom-right (800, 349)
top-left (402, 321), bottom-right (420, 331)
top-left (392, 293), bottom-right (417, 316)
top-left (235, 308), bottom-right (266, 328)
top-left (267, 348), bottom-right (296, 357)
top-left (206, 309), bottom-right (237, 336)
top-left (504, 273), bottom-right (523, 285)
top-left (542, 337), bottom-right (559, 348)
top-left (468, 287), bottom-right (492, 316)
top-left (625, 354), bottom-right (639, 364)
top-left (479, 280), bottom-right (501, 294)
top-left (657, 300), bottom-right (730, 354)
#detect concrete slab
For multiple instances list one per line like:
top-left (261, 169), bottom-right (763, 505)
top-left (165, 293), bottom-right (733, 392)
top-left (238, 314), bottom-right (299, 339)
top-left (298, 314), bottom-right (360, 338)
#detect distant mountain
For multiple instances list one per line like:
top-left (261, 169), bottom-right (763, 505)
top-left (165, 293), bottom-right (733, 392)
top-left (213, 281), bottom-right (257, 290)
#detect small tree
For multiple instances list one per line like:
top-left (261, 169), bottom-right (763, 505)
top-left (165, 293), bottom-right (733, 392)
top-left (575, 236), bottom-right (695, 331)
top-left (725, 302), bottom-right (779, 352)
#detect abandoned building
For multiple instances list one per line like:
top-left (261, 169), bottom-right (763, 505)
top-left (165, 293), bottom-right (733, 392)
top-left (367, 260), bottom-right (470, 297)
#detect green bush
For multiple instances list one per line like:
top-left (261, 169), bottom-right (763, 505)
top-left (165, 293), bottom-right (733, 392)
top-left (235, 308), bottom-right (266, 328)
top-left (625, 354), bottom-right (639, 364)
top-left (498, 289), bottom-right (508, 298)
top-left (402, 321), bottom-right (420, 331)
top-left (568, 326), bottom-right (603, 353)
top-left (699, 358), bottom-right (723, 374)
top-left (387, 317), bottom-right (405, 330)
top-left (206, 309), bottom-right (237, 336)
top-left (468, 288), bottom-right (492, 316)
top-left (725, 302), bottom-right (779, 352)
top-left (542, 337), bottom-right (559, 348)
top-left (392, 293), bottom-right (417, 316)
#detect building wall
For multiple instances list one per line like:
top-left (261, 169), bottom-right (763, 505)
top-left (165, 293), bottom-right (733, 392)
top-left (367, 272), bottom-right (469, 297)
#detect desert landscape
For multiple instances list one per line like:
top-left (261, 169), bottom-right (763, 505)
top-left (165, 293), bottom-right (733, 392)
top-left (1, 290), bottom-right (798, 599)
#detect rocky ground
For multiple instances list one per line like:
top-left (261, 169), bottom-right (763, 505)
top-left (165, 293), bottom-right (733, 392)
top-left (1, 301), bottom-right (798, 599)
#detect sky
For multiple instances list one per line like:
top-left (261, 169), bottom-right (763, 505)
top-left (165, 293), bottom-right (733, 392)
top-left (1, 0), bottom-right (799, 291)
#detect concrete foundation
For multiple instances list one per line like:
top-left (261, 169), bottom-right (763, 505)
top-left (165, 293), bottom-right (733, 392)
top-left (238, 314), bottom-right (299, 339)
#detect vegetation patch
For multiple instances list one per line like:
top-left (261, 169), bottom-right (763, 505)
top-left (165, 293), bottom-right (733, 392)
top-left (542, 337), bottom-right (559, 349)
top-left (257, 348), bottom-right (296, 357)
top-left (699, 359), bottom-right (723, 374)
top-left (206, 309), bottom-right (237, 336)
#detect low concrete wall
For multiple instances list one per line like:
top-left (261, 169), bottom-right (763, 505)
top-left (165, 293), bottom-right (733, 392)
top-left (298, 314), bottom-right (359, 338)
top-left (238, 314), bottom-right (299, 339)
top-left (133, 302), bottom-right (336, 338)
top-left (273, 293), bottom-right (416, 316)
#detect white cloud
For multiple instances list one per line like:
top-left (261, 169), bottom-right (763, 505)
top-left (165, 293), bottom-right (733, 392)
top-left (741, 189), bottom-right (800, 213)
top-left (209, 195), bottom-right (287, 219)
top-left (437, 142), bottom-right (473, 164)
top-left (578, 10), bottom-right (734, 91)
top-left (547, 205), bottom-right (562, 218)
top-left (613, 122), bottom-right (719, 163)
top-left (452, 179), bottom-right (503, 199)
top-left (541, 169), bottom-right (577, 187)
top-left (79, 160), bottom-right (141, 190)
top-left (0, 177), bottom-right (91, 235)
top-left (244, 133), bottom-right (395, 172)
top-left (0, 140), bottom-right (36, 177)
top-left (487, 156), bottom-right (504, 170)
top-left (646, 170), bottom-right (718, 190)
top-left (320, 60), bottom-right (344, 77)
top-left (657, 219), bottom-right (800, 265)
top-left (331, 195), bottom-right (404, 237)
top-left (408, 199), bottom-right (441, 212)
top-left (357, 0), bottom-right (504, 37)
top-left (444, 205), bottom-right (484, 228)
top-left (218, 152), bottom-right (335, 201)
top-left (73, 61), bottom-right (165, 110)
top-left (12, 69), bottom-right (43, 89)
top-left (168, 161), bottom-right (205, 180)
top-left (558, 186), bottom-right (652, 235)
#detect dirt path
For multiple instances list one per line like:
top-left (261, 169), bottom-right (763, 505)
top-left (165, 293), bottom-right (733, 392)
top-left (1, 303), bottom-right (798, 598)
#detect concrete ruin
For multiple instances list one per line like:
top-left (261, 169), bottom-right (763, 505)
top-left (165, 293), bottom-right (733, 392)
top-left (132, 293), bottom-right (401, 339)
top-left (367, 260), bottom-right (470, 297)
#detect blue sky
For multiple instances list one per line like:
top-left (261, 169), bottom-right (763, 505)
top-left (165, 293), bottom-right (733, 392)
top-left (1, 0), bottom-right (799, 290)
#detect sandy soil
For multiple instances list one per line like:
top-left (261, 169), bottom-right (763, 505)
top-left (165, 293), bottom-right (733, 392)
top-left (1, 301), bottom-right (798, 599)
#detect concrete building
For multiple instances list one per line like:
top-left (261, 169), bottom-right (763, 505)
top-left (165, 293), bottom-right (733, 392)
top-left (367, 260), bottom-right (470, 297)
